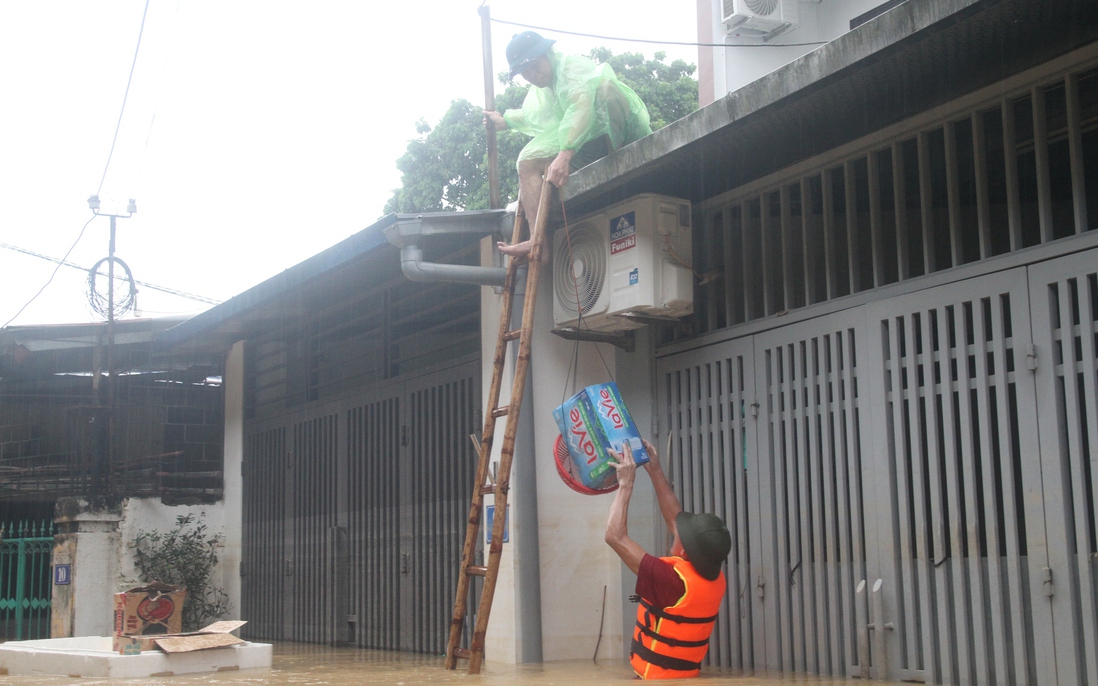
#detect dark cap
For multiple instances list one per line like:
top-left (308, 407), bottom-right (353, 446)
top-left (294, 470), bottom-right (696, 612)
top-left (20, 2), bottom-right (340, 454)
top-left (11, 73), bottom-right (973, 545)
top-left (506, 31), bottom-right (556, 78)
top-left (676, 512), bottom-right (732, 581)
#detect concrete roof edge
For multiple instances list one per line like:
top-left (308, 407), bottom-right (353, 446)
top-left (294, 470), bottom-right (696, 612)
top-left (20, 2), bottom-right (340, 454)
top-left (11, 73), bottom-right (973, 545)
top-left (157, 214), bottom-right (400, 348)
top-left (157, 208), bottom-right (511, 350)
top-left (563, 0), bottom-right (989, 202)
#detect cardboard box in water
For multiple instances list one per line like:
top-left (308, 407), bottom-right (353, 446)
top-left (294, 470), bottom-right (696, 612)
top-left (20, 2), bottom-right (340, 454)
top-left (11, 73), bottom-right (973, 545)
top-left (115, 582), bottom-right (185, 638)
top-left (113, 634), bottom-right (160, 655)
top-left (113, 620), bottom-right (247, 655)
top-left (553, 382), bottom-right (649, 490)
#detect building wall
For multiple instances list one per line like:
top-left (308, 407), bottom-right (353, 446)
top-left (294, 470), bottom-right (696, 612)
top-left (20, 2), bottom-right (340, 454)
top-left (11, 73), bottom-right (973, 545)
top-left (476, 235), bottom-right (667, 665)
top-left (221, 341), bottom-right (245, 618)
top-left (698, 0), bottom-right (894, 104)
top-left (609, 35), bottom-right (1098, 685)
top-left (0, 374), bottom-right (224, 505)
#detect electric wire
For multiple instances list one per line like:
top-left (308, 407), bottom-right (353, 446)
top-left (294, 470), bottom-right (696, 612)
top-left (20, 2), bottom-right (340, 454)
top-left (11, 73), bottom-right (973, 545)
top-left (97, 0), bottom-right (152, 197)
top-left (491, 16), bottom-right (827, 49)
top-left (4, 0), bottom-right (153, 329)
top-left (87, 256), bottom-right (138, 319)
top-left (557, 193), bottom-right (615, 414)
top-left (1, 216), bottom-right (96, 329)
top-left (0, 242), bottom-right (222, 305)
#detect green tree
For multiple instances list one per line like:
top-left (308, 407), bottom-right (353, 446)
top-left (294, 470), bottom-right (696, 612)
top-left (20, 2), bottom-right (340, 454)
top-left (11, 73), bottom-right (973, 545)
top-left (588, 48), bottom-right (698, 131)
top-left (131, 514), bottom-right (232, 632)
top-left (384, 48), bottom-right (698, 215)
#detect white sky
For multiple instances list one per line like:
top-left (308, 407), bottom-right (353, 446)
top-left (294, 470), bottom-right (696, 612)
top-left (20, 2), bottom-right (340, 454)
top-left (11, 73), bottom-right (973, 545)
top-left (0, 1), bottom-right (698, 327)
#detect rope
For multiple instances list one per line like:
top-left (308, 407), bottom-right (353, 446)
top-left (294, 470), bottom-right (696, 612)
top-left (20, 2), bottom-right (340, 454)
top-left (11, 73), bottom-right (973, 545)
top-left (557, 190), bottom-right (615, 410)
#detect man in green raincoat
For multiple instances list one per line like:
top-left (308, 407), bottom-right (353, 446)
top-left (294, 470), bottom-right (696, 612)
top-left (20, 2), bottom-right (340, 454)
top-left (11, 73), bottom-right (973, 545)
top-left (485, 31), bottom-right (652, 259)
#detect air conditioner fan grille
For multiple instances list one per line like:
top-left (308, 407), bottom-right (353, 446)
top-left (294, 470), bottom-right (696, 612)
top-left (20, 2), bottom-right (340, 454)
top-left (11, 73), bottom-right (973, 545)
top-left (554, 222), bottom-right (605, 320)
top-left (745, 0), bottom-right (778, 15)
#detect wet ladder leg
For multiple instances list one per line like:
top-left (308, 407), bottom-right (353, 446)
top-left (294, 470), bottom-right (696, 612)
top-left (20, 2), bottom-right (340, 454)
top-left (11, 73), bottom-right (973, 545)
top-left (444, 182), bottom-right (553, 673)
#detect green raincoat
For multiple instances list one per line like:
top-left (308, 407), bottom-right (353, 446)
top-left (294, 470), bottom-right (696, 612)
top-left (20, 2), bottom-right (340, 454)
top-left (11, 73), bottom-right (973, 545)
top-left (502, 48), bottom-right (652, 167)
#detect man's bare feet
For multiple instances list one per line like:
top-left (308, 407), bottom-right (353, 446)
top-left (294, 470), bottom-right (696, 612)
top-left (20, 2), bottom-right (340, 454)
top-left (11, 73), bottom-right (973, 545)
top-left (497, 240), bottom-right (533, 257)
top-left (498, 240), bottom-right (550, 263)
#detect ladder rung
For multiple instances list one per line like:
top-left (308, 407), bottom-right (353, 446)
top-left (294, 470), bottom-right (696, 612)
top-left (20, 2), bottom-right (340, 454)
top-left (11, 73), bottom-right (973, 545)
top-left (446, 191), bottom-right (549, 676)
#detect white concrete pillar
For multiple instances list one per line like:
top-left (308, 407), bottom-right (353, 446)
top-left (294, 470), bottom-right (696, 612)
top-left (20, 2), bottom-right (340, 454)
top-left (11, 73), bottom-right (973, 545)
top-left (51, 498), bottom-right (122, 637)
top-left (221, 341), bottom-right (245, 618)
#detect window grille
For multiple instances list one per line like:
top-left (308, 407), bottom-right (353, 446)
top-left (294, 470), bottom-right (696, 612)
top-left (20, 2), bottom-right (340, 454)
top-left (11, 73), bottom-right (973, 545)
top-left (689, 65), bottom-right (1098, 338)
top-left (245, 240), bottom-right (480, 421)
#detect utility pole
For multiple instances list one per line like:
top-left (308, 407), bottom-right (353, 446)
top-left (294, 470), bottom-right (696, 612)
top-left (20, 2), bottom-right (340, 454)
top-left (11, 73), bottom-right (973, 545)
top-left (86, 195), bottom-right (136, 497)
top-left (480, 5), bottom-right (500, 210)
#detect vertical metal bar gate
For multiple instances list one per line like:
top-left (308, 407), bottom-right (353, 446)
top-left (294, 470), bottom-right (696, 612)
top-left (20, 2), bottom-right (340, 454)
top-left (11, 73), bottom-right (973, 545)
top-left (0, 519), bottom-right (55, 641)
top-left (655, 246), bottom-right (1098, 684)
top-left (241, 358), bottom-right (480, 653)
top-left (866, 267), bottom-right (1048, 685)
top-left (1029, 249), bottom-right (1098, 686)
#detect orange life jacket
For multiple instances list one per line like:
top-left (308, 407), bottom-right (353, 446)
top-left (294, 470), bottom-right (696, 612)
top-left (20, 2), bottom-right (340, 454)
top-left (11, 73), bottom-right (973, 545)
top-left (630, 556), bottom-right (726, 680)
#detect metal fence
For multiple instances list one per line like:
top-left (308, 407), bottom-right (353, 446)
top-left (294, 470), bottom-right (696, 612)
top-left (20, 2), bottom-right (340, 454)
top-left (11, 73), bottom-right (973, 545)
top-left (0, 519), bottom-right (55, 641)
top-left (241, 358), bottom-right (481, 653)
top-left (657, 247), bottom-right (1098, 685)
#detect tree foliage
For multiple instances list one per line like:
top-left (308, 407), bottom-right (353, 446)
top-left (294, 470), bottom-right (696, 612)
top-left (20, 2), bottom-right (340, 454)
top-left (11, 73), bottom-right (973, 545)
top-left (131, 514), bottom-right (232, 632)
top-left (384, 48), bottom-right (698, 215)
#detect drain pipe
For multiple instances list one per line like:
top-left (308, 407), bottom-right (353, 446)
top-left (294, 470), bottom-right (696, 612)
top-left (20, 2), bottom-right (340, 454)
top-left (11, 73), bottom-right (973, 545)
top-left (509, 270), bottom-right (543, 663)
top-left (386, 210), bottom-right (543, 661)
top-left (399, 244), bottom-right (506, 286)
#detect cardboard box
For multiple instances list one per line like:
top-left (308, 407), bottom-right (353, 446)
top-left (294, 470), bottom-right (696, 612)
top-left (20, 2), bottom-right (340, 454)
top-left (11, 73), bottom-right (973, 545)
top-left (113, 620), bottom-right (247, 655)
top-left (113, 634), bottom-right (159, 655)
top-left (553, 382), bottom-right (649, 490)
top-left (114, 582), bottom-right (185, 637)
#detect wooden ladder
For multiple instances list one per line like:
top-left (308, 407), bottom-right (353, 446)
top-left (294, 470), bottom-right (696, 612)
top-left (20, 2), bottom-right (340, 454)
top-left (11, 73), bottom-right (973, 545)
top-left (444, 182), bottom-right (552, 674)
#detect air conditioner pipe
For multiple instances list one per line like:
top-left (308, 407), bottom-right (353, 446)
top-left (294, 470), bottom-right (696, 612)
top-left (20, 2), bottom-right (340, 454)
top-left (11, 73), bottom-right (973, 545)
top-left (399, 244), bottom-right (507, 286)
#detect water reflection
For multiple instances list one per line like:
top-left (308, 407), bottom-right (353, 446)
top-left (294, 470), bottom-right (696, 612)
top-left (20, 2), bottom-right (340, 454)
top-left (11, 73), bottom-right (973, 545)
top-left (4, 641), bottom-right (884, 685)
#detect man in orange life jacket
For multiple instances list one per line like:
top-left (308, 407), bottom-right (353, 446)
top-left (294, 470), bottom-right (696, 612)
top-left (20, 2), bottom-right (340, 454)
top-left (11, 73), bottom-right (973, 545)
top-left (606, 439), bottom-right (732, 679)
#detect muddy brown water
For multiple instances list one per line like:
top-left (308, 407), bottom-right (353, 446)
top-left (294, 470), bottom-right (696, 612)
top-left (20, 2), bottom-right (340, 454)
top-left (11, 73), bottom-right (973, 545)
top-left (5, 641), bottom-right (889, 685)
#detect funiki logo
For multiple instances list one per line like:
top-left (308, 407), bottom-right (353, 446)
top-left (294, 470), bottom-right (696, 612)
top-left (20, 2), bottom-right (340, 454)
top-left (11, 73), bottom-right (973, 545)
top-left (610, 211), bottom-right (637, 255)
top-left (597, 387), bottom-right (625, 429)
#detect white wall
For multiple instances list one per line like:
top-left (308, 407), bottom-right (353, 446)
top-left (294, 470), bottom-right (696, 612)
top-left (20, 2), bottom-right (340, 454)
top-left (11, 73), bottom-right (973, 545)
top-left (473, 232), bottom-right (669, 665)
top-left (221, 342), bottom-right (244, 617)
top-left (113, 343), bottom-right (244, 622)
top-left (115, 499), bottom-right (233, 609)
top-left (700, 0), bottom-right (898, 102)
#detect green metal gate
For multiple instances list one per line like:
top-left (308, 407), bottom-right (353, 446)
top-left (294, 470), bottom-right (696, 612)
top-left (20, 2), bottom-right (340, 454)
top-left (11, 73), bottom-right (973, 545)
top-left (0, 520), bottom-right (56, 640)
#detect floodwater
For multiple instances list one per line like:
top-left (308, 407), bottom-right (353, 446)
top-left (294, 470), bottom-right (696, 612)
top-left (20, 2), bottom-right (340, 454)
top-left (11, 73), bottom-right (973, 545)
top-left (5, 641), bottom-right (889, 685)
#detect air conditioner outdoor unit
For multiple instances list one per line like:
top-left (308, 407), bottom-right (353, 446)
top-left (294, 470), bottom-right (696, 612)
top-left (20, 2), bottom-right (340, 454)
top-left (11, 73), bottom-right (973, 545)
top-left (553, 194), bottom-right (693, 333)
top-left (722, 0), bottom-right (799, 38)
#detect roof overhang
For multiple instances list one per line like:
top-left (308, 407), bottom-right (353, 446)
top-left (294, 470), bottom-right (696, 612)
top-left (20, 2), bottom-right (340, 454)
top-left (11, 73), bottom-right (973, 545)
top-left (158, 210), bottom-right (509, 352)
top-left (0, 317), bottom-right (198, 379)
top-left (559, 0), bottom-right (1098, 217)
top-left (155, 0), bottom-right (1098, 355)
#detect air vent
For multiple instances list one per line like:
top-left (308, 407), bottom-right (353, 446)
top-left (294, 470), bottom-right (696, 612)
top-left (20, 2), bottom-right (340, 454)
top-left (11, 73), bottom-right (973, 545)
top-left (554, 222), bottom-right (606, 318)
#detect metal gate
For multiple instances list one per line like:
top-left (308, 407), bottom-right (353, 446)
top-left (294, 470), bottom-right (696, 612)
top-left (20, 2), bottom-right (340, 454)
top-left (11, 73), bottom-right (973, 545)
top-left (658, 307), bottom-right (872, 678)
top-left (865, 267), bottom-right (1047, 685)
top-left (0, 519), bottom-right (54, 641)
top-left (656, 247), bottom-right (1098, 685)
top-left (1029, 249), bottom-right (1098, 686)
top-left (753, 307), bottom-right (872, 677)
top-left (241, 358), bottom-right (480, 653)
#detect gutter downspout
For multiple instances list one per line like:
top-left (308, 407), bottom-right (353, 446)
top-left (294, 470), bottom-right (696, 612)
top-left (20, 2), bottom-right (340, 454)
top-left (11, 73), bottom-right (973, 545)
top-left (388, 212), bottom-right (543, 660)
top-left (399, 244), bottom-right (506, 286)
top-left (509, 269), bottom-right (543, 663)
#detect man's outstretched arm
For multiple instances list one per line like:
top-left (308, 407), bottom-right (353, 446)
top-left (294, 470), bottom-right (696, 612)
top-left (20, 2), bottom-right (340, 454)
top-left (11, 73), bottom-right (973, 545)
top-left (641, 439), bottom-right (680, 540)
top-left (606, 442), bottom-right (647, 575)
top-left (643, 439), bottom-right (683, 537)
